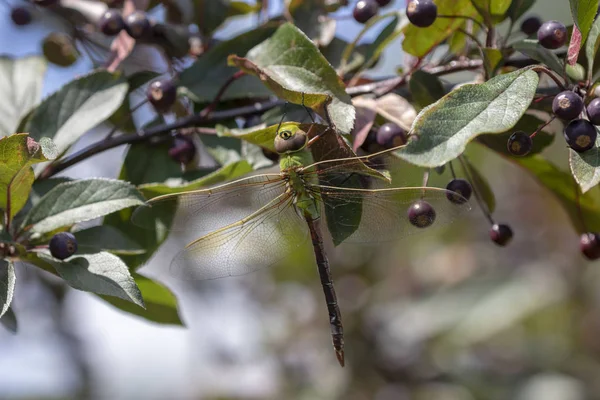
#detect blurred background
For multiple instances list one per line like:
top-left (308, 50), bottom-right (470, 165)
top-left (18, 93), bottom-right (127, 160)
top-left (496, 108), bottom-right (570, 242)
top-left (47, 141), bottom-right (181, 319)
top-left (3, 1), bottom-right (597, 399)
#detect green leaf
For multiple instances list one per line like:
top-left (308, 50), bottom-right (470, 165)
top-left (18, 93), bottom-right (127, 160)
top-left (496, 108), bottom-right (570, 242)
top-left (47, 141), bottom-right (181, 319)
top-left (566, 63), bottom-right (586, 80)
top-left (477, 114), bottom-right (555, 156)
top-left (26, 70), bottom-right (128, 155)
top-left (409, 70), bottom-right (445, 110)
top-left (483, 47), bottom-right (504, 76)
top-left (178, 25), bottom-right (277, 103)
top-left (119, 141), bottom-right (184, 185)
top-left (512, 39), bottom-right (564, 75)
top-left (193, 0), bottom-right (230, 34)
top-left (39, 252), bottom-right (144, 307)
top-left (98, 273), bottom-right (182, 325)
top-left (506, 0), bottom-right (535, 21)
top-left (139, 160), bottom-right (254, 197)
top-left (73, 225), bottom-right (145, 255)
top-left (586, 17), bottom-right (600, 79)
top-left (398, 68), bottom-right (539, 167)
top-left (403, 0), bottom-right (478, 57)
top-left (470, 0), bottom-right (512, 23)
top-left (229, 23), bottom-right (355, 133)
top-left (0, 56), bottom-right (46, 137)
top-left (288, 0), bottom-right (337, 45)
top-left (22, 179), bottom-right (145, 234)
top-left (570, 0), bottom-right (599, 42)
top-left (0, 134), bottom-right (58, 220)
top-left (0, 307), bottom-right (17, 333)
top-left (516, 155), bottom-right (600, 233)
top-left (570, 130), bottom-right (600, 193)
top-left (0, 259), bottom-right (15, 319)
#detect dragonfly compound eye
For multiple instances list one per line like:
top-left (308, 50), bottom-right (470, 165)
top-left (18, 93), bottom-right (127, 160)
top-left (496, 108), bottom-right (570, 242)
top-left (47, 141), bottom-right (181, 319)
top-left (274, 129), bottom-right (308, 154)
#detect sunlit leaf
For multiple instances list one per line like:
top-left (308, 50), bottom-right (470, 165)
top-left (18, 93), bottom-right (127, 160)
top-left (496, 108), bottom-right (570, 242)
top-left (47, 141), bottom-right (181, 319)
top-left (0, 259), bottom-right (15, 319)
top-left (570, 129), bottom-right (600, 193)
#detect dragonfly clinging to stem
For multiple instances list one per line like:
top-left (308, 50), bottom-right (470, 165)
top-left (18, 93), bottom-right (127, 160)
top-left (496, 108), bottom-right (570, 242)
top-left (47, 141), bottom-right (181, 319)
top-left (132, 105), bottom-right (471, 367)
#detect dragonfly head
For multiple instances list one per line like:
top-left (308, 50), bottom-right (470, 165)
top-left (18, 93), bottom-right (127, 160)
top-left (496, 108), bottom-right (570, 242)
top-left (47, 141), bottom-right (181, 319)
top-left (274, 127), bottom-right (308, 154)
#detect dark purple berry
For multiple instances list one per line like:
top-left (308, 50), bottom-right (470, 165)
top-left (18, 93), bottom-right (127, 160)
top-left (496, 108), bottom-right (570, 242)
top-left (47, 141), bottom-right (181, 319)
top-left (507, 131), bottom-right (533, 156)
top-left (49, 232), bottom-right (78, 260)
top-left (147, 79), bottom-right (177, 113)
top-left (168, 136), bottom-right (196, 164)
top-left (406, 0), bottom-right (437, 28)
top-left (445, 179), bottom-right (472, 204)
top-left (564, 119), bottom-right (597, 153)
top-left (11, 7), bottom-right (32, 26)
top-left (587, 98), bottom-right (600, 125)
top-left (375, 0), bottom-right (392, 6)
top-left (580, 232), bottom-right (600, 260)
top-left (489, 224), bottom-right (513, 246)
top-left (99, 9), bottom-right (124, 36)
top-left (552, 91), bottom-right (584, 121)
top-left (376, 123), bottom-right (407, 149)
top-left (537, 20), bottom-right (567, 49)
top-left (353, 0), bottom-right (379, 24)
top-left (520, 16), bottom-right (542, 35)
top-left (408, 200), bottom-right (436, 228)
top-left (124, 11), bottom-right (152, 39)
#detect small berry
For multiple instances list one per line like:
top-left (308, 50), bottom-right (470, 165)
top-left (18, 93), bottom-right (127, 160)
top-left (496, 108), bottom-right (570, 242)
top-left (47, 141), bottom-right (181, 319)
top-left (445, 179), bottom-right (472, 204)
top-left (42, 33), bottom-right (80, 67)
top-left (520, 16), bottom-right (542, 35)
top-left (537, 20), bottom-right (567, 49)
top-left (564, 119), bottom-right (597, 153)
top-left (124, 11), bottom-right (152, 39)
top-left (434, 165), bottom-right (446, 175)
top-left (375, 0), bottom-right (392, 6)
top-left (580, 232), bottom-right (600, 260)
top-left (99, 9), bottom-right (124, 36)
top-left (587, 98), bottom-right (600, 125)
top-left (353, 0), bottom-right (379, 24)
top-left (490, 224), bottom-right (513, 246)
top-left (552, 91), bottom-right (584, 121)
top-left (408, 200), bottom-right (436, 228)
top-left (406, 0), bottom-right (437, 28)
top-left (49, 232), bottom-right (78, 260)
top-left (168, 136), bottom-right (196, 164)
top-left (376, 123), bottom-right (407, 149)
top-left (507, 131), bottom-right (533, 156)
top-left (11, 7), bottom-right (32, 26)
top-left (147, 79), bottom-right (177, 113)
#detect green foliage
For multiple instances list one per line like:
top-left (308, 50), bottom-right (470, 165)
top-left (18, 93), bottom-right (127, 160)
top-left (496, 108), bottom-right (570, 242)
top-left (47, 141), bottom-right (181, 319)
top-left (0, 259), bottom-right (15, 319)
top-left (570, 0), bottom-right (599, 42)
top-left (570, 131), bottom-right (600, 193)
top-left (398, 68), bottom-right (539, 167)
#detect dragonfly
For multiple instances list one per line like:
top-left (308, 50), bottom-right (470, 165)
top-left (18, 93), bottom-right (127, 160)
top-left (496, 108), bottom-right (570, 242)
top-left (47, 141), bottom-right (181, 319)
top-left (132, 122), bottom-right (470, 367)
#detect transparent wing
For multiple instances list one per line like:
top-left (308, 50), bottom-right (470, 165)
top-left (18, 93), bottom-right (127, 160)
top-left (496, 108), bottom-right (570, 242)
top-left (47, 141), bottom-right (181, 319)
top-left (310, 185), bottom-right (471, 244)
top-left (131, 174), bottom-right (287, 234)
top-left (169, 193), bottom-right (310, 280)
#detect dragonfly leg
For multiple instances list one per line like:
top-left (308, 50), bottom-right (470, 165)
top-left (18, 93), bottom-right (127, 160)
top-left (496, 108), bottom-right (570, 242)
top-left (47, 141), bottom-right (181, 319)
top-left (305, 216), bottom-right (345, 367)
top-left (301, 92), bottom-right (316, 124)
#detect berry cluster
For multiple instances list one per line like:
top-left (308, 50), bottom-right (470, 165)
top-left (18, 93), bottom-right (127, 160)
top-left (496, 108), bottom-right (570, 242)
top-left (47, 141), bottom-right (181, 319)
top-left (353, 0), bottom-right (434, 25)
top-left (99, 9), bottom-right (152, 39)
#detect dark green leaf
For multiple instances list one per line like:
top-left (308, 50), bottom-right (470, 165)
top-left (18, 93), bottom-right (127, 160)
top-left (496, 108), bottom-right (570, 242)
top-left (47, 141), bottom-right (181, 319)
top-left (470, 0), bottom-right (512, 23)
top-left (507, 0), bottom-right (535, 21)
top-left (403, 0), bottom-right (478, 57)
top-left (483, 47), bottom-right (504, 76)
top-left (0, 306), bottom-right (17, 333)
top-left (120, 141), bottom-right (183, 185)
top-left (178, 25), bottom-right (277, 103)
top-left (193, 0), bottom-right (230, 34)
top-left (229, 23), bottom-right (355, 133)
top-left (586, 16), bottom-right (600, 79)
top-left (570, 129), bottom-right (600, 193)
top-left (288, 0), bottom-right (336, 45)
top-left (39, 252), bottom-right (144, 307)
top-left (0, 56), bottom-right (46, 137)
top-left (512, 39), bottom-right (564, 75)
top-left (22, 179), bottom-right (145, 234)
top-left (477, 114), bottom-right (555, 156)
top-left (98, 273), bottom-right (182, 325)
top-left (516, 155), bottom-right (600, 232)
top-left (73, 225), bottom-right (145, 255)
top-left (26, 70), bottom-right (128, 154)
top-left (0, 259), bottom-right (15, 319)
top-left (409, 70), bottom-right (445, 110)
top-left (398, 68), bottom-right (539, 167)
top-left (0, 134), bottom-right (57, 220)
top-left (570, 0), bottom-right (599, 42)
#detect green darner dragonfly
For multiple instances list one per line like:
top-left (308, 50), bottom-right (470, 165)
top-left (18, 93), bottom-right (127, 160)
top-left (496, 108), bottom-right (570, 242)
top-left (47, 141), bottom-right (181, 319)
top-left (132, 123), bottom-right (471, 367)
